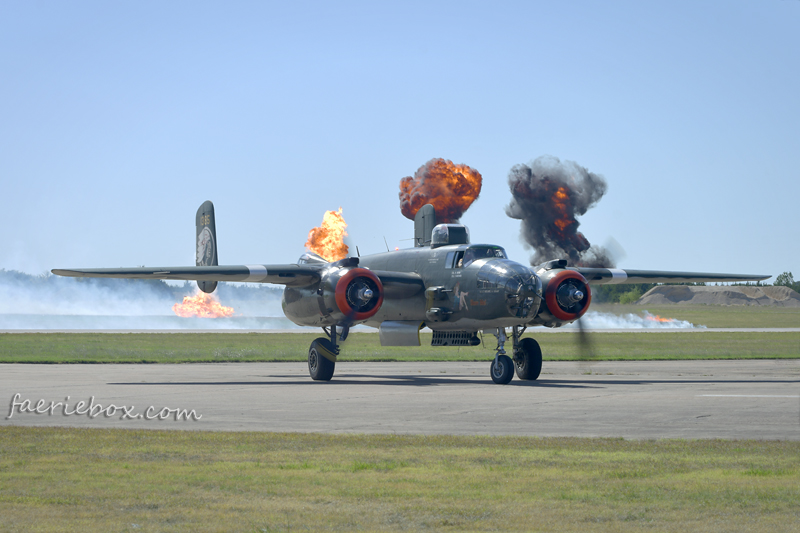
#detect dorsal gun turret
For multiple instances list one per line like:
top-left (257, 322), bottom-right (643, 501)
top-left (413, 203), bottom-right (470, 248)
top-left (430, 224), bottom-right (470, 249)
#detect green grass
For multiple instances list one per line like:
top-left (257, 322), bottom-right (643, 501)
top-left (1, 427), bottom-right (798, 532)
top-left (594, 303), bottom-right (800, 328)
top-left (1, 330), bottom-right (798, 363)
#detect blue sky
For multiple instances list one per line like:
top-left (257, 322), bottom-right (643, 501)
top-left (2, 1), bottom-right (798, 280)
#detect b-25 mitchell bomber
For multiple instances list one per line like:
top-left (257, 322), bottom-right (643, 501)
top-left (53, 201), bottom-right (769, 384)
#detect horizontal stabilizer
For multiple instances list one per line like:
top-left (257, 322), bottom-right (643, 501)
top-left (570, 267), bottom-right (770, 285)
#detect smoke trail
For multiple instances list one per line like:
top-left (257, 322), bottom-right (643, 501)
top-left (0, 270), bottom-right (292, 329)
top-left (564, 310), bottom-right (705, 329)
top-left (399, 158), bottom-right (482, 223)
top-left (505, 155), bottom-right (614, 267)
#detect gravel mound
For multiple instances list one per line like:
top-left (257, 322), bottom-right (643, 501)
top-left (636, 286), bottom-right (800, 307)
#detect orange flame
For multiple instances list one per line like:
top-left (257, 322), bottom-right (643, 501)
top-left (305, 207), bottom-right (349, 262)
top-left (644, 313), bottom-right (676, 323)
top-left (551, 187), bottom-right (575, 234)
top-left (172, 292), bottom-right (235, 318)
top-left (399, 158), bottom-right (482, 223)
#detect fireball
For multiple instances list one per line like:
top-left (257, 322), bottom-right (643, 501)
top-left (305, 207), bottom-right (349, 262)
top-left (172, 292), bottom-right (234, 318)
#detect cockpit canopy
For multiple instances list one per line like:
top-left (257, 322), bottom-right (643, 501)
top-left (462, 245), bottom-right (507, 267)
top-left (431, 224), bottom-right (470, 248)
top-left (297, 252), bottom-right (328, 265)
top-left (445, 245), bottom-right (508, 269)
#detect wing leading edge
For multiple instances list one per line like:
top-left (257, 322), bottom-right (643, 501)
top-left (51, 265), bottom-right (427, 296)
top-left (570, 267), bottom-right (770, 285)
top-left (52, 264), bottom-right (321, 287)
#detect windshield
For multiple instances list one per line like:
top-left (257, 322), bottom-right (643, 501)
top-left (462, 246), bottom-right (507, 267)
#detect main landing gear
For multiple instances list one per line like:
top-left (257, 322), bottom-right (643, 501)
top-left (489, 326), bottom-right (542, 384)
top-left (308, 325), bottom-right (349, 381)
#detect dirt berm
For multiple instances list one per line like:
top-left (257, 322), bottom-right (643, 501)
top-left (636, 286), bottom-right (800, 307)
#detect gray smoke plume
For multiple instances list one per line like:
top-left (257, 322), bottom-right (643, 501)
top-left (505, 155), bottom-right (615, 268)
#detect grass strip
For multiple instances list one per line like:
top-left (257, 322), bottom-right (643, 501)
top-left (0, 427), bottom-right (798, 532)
top-left (1, 331), bottom-right (798, 363)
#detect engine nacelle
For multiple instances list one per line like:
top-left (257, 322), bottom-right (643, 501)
top-left (532, 268), bottom-right (591, 327)
top-left (282, 266), bottom-right (384, 327)
top-left (332, 267), bottom-right (384, 322)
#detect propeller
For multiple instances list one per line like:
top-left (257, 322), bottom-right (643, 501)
top-left (575, 315), bottom-right (596, 361)
top-left (572, 241), bottom-right (626, 365)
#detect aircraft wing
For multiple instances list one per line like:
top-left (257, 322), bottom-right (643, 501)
top-left (570, 267), bottom-right (771, 285)
top-left (51, 264), bottom-right (321, 287)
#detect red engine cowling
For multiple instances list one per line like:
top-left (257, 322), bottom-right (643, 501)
top-left (333, 268), bottom-right (384, 322)
top-left (538, 269), bottom-right (592, 323)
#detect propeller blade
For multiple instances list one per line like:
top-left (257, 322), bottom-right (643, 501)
top-left (576, 317), bottom-right (596, 361)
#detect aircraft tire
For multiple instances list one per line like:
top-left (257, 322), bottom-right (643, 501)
top-left (490, 354), bottom-right (514, 384)
top-left (308, 338), bottom-right (336, 381)
top-left (514, 338), bottom-right (542, 380)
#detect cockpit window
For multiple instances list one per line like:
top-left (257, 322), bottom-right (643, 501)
top-left (462, 246), bottom-right (507, 268)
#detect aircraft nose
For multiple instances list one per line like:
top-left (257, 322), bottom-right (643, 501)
top-left (505, 274), bottom-right (541, 318)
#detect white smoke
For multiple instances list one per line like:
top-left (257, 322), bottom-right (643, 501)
top-left (564, 310), bottom-right (705, 329)
top-left (0, 270), bottom-right (295, 330)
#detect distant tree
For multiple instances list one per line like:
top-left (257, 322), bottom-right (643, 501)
top-left (618, 287), bottom-right (644, 305)
top-left (774, 271), bottom-right (799, 292)
top-left (592, 283), bottom-right (656, 304)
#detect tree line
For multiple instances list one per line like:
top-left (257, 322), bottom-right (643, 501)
top-left (592, 271), bottom-right (798, 304)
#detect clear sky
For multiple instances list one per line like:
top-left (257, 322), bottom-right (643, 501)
top-left (2, 1), bottom-right (798, 280)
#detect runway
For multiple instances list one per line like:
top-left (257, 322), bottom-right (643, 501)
top-left (3, 360), bottom-right (799, 440)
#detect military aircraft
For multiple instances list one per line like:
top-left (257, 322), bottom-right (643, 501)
top-left (53, 201), bottom-right (769, 384)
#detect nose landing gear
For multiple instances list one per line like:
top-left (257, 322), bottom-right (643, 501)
top-left (488, 326), bottom-right (543, 384)
top-left (489, 328), bottom-right (514, 384)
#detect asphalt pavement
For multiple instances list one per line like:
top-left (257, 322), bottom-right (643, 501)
top-left (3, 360), bottom-right (799, 440)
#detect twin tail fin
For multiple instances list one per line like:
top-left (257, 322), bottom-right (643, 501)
top-left (195, 200), bottom-right (218, 293)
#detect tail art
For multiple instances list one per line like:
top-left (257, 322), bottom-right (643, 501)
top-left (195, 200), bottom-right (218, 293)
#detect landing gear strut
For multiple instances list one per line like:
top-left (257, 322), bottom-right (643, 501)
top-left (489, 327), bottom-right (542, 384)
top-left (489, 329), bottom-right (514, 384)
top-left (308, 325), bottom-right (345, 381)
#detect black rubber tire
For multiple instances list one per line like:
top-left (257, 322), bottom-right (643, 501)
top-left (308, 338), bottom-right (336, 381)
top-left (490, 354), bottom-right (514, 384)
top-left (514, 337), bottom-right (542, 380)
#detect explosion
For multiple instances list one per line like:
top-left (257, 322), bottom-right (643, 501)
top-left (644, 312), bottom-right (677, 324)
top-left (399, 158), bottom-right (482, 223)
top-left (505, 155), bottom-right (614, 268)
top-left (305, 207), bottom-right (349, 262)
top-left (172, 291), bottom-right (234, 318)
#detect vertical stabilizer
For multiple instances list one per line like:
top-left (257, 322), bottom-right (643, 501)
top-left (195, 201), bottom-right (218, 293)
top-left (414, 204), bottom-right (436, 247)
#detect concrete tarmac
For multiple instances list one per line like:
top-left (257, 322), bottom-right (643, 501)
top-left (2, 360), bottom-right (799, 440)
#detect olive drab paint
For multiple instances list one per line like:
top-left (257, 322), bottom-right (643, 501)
top-left (52, 201), bottom-right (771, 384)
top-left (414, 204), bottom-right (437, 247)
top-left (195, 200), bottom-right (218, 294)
